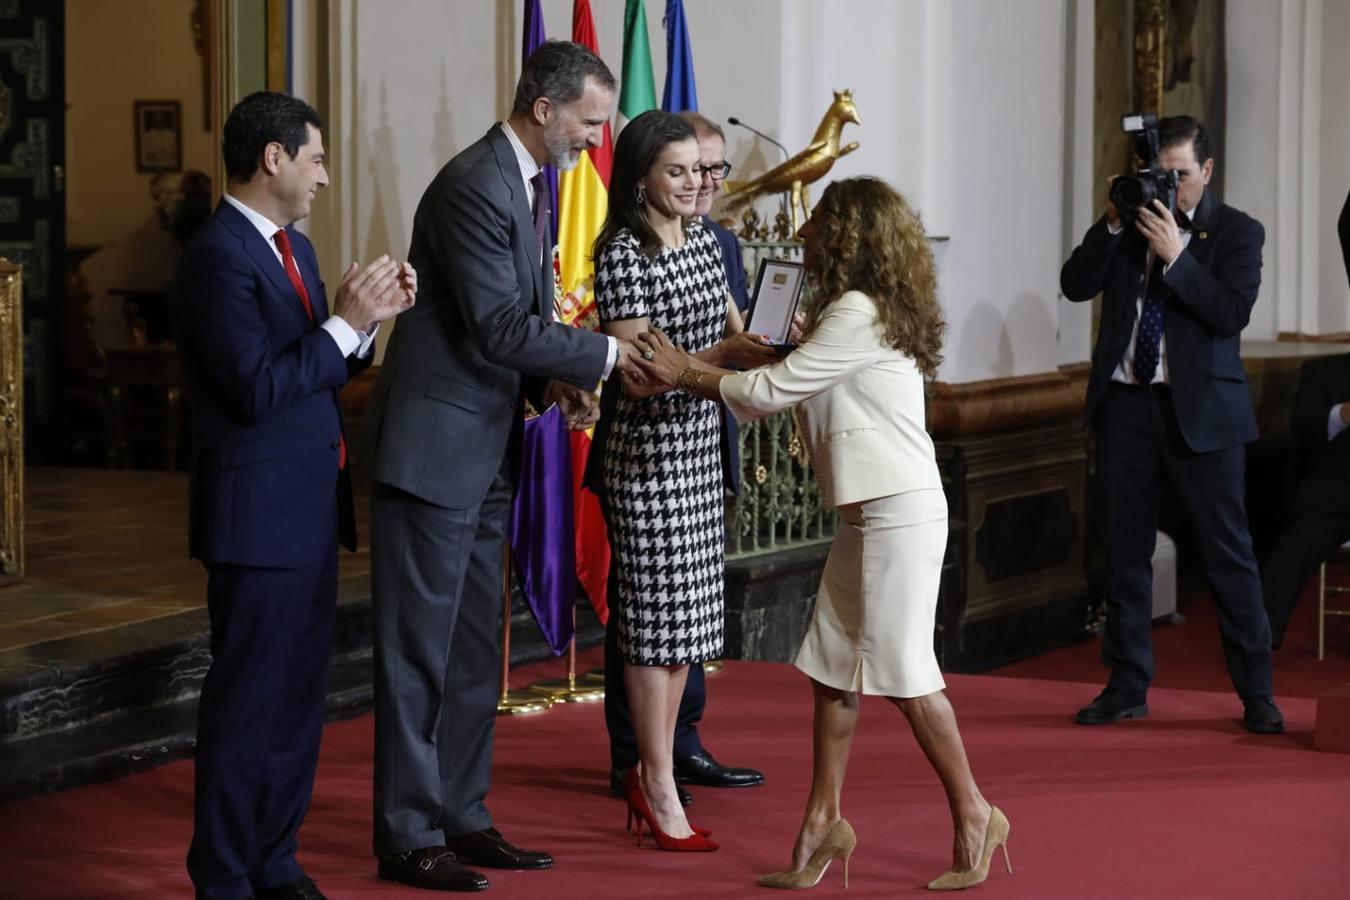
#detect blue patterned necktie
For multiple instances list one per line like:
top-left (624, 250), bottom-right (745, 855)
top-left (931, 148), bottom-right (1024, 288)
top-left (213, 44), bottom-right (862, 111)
top-left (1132, 256), bottom-right (1167, 384)
top-left (530, 171), bottom-right (549, 258)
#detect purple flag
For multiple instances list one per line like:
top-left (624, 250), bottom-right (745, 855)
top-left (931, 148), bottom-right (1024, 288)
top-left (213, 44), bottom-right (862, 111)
top-left (510, 407), bottom-right (577, 655)
top-left (523, 0), bottom-right (559, 241)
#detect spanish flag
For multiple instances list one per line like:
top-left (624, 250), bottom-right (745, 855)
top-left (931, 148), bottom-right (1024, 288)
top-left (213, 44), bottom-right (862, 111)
top-left (556, 0), bottom-right (613, 623)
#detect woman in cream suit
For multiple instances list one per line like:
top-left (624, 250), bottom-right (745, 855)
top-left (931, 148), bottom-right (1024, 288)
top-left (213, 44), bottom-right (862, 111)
top-left (633, 177), bottom-right (1010, 892)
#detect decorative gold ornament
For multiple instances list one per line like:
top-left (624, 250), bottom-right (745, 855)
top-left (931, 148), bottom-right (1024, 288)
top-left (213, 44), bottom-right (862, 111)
top-left (754, 464), bottom-right (769, 485)
top-left (723, 90), bottom-right (861, 234)
top-left (1133, 0), bottom-right (1166, 115)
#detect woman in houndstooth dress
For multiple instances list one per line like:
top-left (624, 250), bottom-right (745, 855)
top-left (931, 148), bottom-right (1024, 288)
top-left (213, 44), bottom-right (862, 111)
top-left (591, 110), bottom-right (776, 847)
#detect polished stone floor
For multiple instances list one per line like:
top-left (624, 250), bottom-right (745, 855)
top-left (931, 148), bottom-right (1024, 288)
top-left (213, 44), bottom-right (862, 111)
top-left (0, 467), bottom-right (371, 667)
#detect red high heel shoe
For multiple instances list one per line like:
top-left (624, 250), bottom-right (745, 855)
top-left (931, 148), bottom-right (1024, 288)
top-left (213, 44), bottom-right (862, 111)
top-left (621, 770), bottom-right (719, 852)
top-left (625, 806), bottom-right (713, 837)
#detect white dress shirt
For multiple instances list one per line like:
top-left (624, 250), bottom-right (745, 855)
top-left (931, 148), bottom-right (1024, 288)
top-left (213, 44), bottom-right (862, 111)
top-left (222, 193), bottom-right (377, 359)
top-left (1108, 218), bottom-right (1194, 385)
top-left (1329, 405), bottom-right (1348, 441)
top-left (499, 122), bottom-right (618, 380)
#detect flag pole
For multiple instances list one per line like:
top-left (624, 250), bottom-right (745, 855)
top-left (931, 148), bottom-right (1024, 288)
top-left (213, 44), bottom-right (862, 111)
top-left (498, 542), bottom-right (553, 716)
top-left (529, 604), bottom-right (604, 702)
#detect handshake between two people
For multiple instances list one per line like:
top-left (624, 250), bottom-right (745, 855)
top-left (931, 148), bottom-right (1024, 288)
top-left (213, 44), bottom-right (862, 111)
top-left (548, 312), bottom-right (808, 430)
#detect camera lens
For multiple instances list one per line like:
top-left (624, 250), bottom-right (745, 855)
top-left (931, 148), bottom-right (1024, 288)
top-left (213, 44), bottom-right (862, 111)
top-left (1109, 176), bottom-right (1154, 212)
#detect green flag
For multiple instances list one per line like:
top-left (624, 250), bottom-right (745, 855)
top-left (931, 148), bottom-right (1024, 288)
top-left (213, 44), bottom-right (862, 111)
top-left (618, 0), bottom-right (657, 131)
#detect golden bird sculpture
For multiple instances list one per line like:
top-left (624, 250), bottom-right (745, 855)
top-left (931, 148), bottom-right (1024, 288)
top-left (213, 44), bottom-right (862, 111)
top-left (722, 90), bottom-right (861, 235)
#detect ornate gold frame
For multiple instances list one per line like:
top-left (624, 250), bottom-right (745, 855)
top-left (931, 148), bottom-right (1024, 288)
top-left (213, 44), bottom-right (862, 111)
top-left (0, 259), bottom-right (22, 584)
top-left (1133, 0), bottom-right (1167, 114)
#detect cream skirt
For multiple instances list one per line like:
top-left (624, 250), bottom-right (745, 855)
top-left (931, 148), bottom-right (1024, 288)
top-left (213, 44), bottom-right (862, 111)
top-left (794, 488), bottom-right (948, 698)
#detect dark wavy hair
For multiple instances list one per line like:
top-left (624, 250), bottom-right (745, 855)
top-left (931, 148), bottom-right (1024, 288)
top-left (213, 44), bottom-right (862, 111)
top-left (222, 91), bottom-right (322, 182)
top-left (512, 40), bottom-right (616, 116)
top-left (803, 177), bottom-right (945, 377)
top-left (592, 110), bottom-right (697, 261)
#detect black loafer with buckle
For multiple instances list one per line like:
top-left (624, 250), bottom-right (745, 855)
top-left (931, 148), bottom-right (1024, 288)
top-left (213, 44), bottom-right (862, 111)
top-left (377, 846), bottom-right (489, 892)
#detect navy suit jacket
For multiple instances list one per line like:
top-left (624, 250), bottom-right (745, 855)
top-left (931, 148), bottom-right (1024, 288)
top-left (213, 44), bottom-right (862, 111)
top-left (172, 200), bottom-right (366, 568)
top-left (1061, 190), bottom-right (1263, 453)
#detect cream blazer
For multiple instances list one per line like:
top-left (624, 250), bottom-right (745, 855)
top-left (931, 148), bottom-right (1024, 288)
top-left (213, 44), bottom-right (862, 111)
top-left (720, 290), bottom-right (941, 508)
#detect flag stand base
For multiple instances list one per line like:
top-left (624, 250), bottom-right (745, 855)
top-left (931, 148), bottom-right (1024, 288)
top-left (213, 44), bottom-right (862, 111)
top-left (529, 624), bottom-right (604, 702)
top-left (529, 674), bottom-right (604, 703)
top-left (497, 543), bottom-right (554, 717)
top-left (498, 689), bottom-right (554, 716)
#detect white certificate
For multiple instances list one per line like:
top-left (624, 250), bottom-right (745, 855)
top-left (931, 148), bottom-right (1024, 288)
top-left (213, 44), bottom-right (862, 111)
top-left (746, 259), bottom-right (805, 346)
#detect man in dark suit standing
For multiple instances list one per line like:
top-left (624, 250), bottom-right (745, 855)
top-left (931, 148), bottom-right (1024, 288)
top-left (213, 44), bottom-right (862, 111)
top-left (595, 111), bottom-right (765, 806)
top-left (1061, 115), bottom-right (1284, 734)
top-left (1261, 189), bottom-right (1350, 646)
top-left (174, 91), bottom-right (414, 900)
top-left (364, 41), bottom-right (641, 891)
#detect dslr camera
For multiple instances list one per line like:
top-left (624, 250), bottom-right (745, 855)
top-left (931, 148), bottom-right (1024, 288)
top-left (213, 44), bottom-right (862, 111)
top-left (1108, 112), bottom-right (1178, 225)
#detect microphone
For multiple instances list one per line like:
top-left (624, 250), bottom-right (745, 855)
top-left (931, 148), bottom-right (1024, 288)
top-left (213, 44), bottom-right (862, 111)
top-left (728, 117), bottom-right (789, 162)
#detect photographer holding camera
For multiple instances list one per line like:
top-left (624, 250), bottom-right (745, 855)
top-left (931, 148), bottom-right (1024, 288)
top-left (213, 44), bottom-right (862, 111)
top-left (1061, 114), bottom-right (1283, 734)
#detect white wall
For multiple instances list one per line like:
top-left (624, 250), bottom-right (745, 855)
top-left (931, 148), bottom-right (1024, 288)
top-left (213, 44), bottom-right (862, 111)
top-left (1227, 0), bottom-right (1350, 339)
top-left (281, 0), bottom-right (1350, 374)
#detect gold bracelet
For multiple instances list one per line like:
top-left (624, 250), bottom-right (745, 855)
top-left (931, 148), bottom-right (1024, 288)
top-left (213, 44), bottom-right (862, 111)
top-left (676, 366), bottom-right (706, 391)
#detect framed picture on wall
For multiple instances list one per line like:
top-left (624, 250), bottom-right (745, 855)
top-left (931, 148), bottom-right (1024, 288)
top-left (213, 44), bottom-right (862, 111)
top-left (134, 100), bottom-right (182, 172)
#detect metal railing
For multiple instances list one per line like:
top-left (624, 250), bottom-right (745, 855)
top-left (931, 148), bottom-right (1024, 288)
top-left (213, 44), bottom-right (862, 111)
top-left (725, 239), bottom-right (836, 558)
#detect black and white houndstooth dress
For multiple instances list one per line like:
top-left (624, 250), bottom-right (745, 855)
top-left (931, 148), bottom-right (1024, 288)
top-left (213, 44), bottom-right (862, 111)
top-left (595, 223), bottom-right (726, 666)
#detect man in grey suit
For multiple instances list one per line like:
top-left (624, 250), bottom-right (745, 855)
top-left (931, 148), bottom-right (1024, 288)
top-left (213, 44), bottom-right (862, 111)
top-left (365, 41), bottom-right (640, 891)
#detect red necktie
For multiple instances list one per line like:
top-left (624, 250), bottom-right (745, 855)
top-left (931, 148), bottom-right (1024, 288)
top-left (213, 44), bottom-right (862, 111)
top-left (274, 228), bottom-right (346, 469)
top-left (273, 228), bottom-right (314, 319)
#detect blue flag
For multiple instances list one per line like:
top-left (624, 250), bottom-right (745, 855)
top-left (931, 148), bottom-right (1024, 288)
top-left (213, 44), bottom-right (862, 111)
top-left (661, 0), bottom-right (698, 112)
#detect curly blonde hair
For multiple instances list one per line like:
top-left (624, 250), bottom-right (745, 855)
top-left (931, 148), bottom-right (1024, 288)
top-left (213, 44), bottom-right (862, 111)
top-left (801, 177), bottom-right (945, 377)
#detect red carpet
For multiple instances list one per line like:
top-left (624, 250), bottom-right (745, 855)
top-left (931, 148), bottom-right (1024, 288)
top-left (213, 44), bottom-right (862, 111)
top-left (3, 589), bottom-right (1349, 899)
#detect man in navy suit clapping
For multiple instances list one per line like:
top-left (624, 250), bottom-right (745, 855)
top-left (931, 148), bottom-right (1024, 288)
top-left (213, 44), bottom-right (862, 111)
top-left (173, 91), bottom-right (414, 900)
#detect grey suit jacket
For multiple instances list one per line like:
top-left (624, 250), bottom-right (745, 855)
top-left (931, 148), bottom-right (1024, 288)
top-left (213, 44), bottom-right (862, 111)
top-left (364, 125), bottom-right (609, 509)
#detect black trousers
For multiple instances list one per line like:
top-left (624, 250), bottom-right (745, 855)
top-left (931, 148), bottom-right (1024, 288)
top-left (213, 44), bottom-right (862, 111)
top-left (1261, 482), bottom-right (1350, 648)
top-left (1095, 383), bottom-right (1273, 700)
top-left (188, 551), bottom-right (337, 900)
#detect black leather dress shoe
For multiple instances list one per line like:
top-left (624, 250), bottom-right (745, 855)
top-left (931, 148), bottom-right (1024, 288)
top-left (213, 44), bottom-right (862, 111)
top-left (610, 766), bottom-right (692, 806)
top-left (256, 876), bottom-right (326, 900)
top-left (674, 750), bottom-right (765, 788)
top-left (444, 827), bottom-right (553, 871)
top-left (1075, 689), bottom-right (1149, 725)
top-left (1242, 696), bottom-right (1285, 734)
top-left (377, 846), bottom-right (489, 892)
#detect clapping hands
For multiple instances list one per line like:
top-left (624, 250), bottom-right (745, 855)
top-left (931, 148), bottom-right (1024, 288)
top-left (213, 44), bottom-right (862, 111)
top-left (333, 255), bottom-right (417, 333)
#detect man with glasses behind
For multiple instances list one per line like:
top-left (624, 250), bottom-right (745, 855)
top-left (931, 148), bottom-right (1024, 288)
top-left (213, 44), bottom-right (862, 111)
top-left (589, 112), bottom-right (766, 807)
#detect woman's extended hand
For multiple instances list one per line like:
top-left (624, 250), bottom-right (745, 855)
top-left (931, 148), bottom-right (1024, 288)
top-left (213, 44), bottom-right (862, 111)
top-left (632, 328), bottom-right (689, 387)
top-left (718, 331), bottom-right (779, 369)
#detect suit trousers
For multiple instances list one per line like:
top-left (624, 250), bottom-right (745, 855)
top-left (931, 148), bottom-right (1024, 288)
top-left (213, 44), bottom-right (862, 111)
top-left (1095, 382), bottom-right (1273, 700)
top-left (1261, 490), bottom-right (1350, 648)
top-left (371, 469), bottom-right (511, 856)
top-left (188, 551), bottom-right (338, 900)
